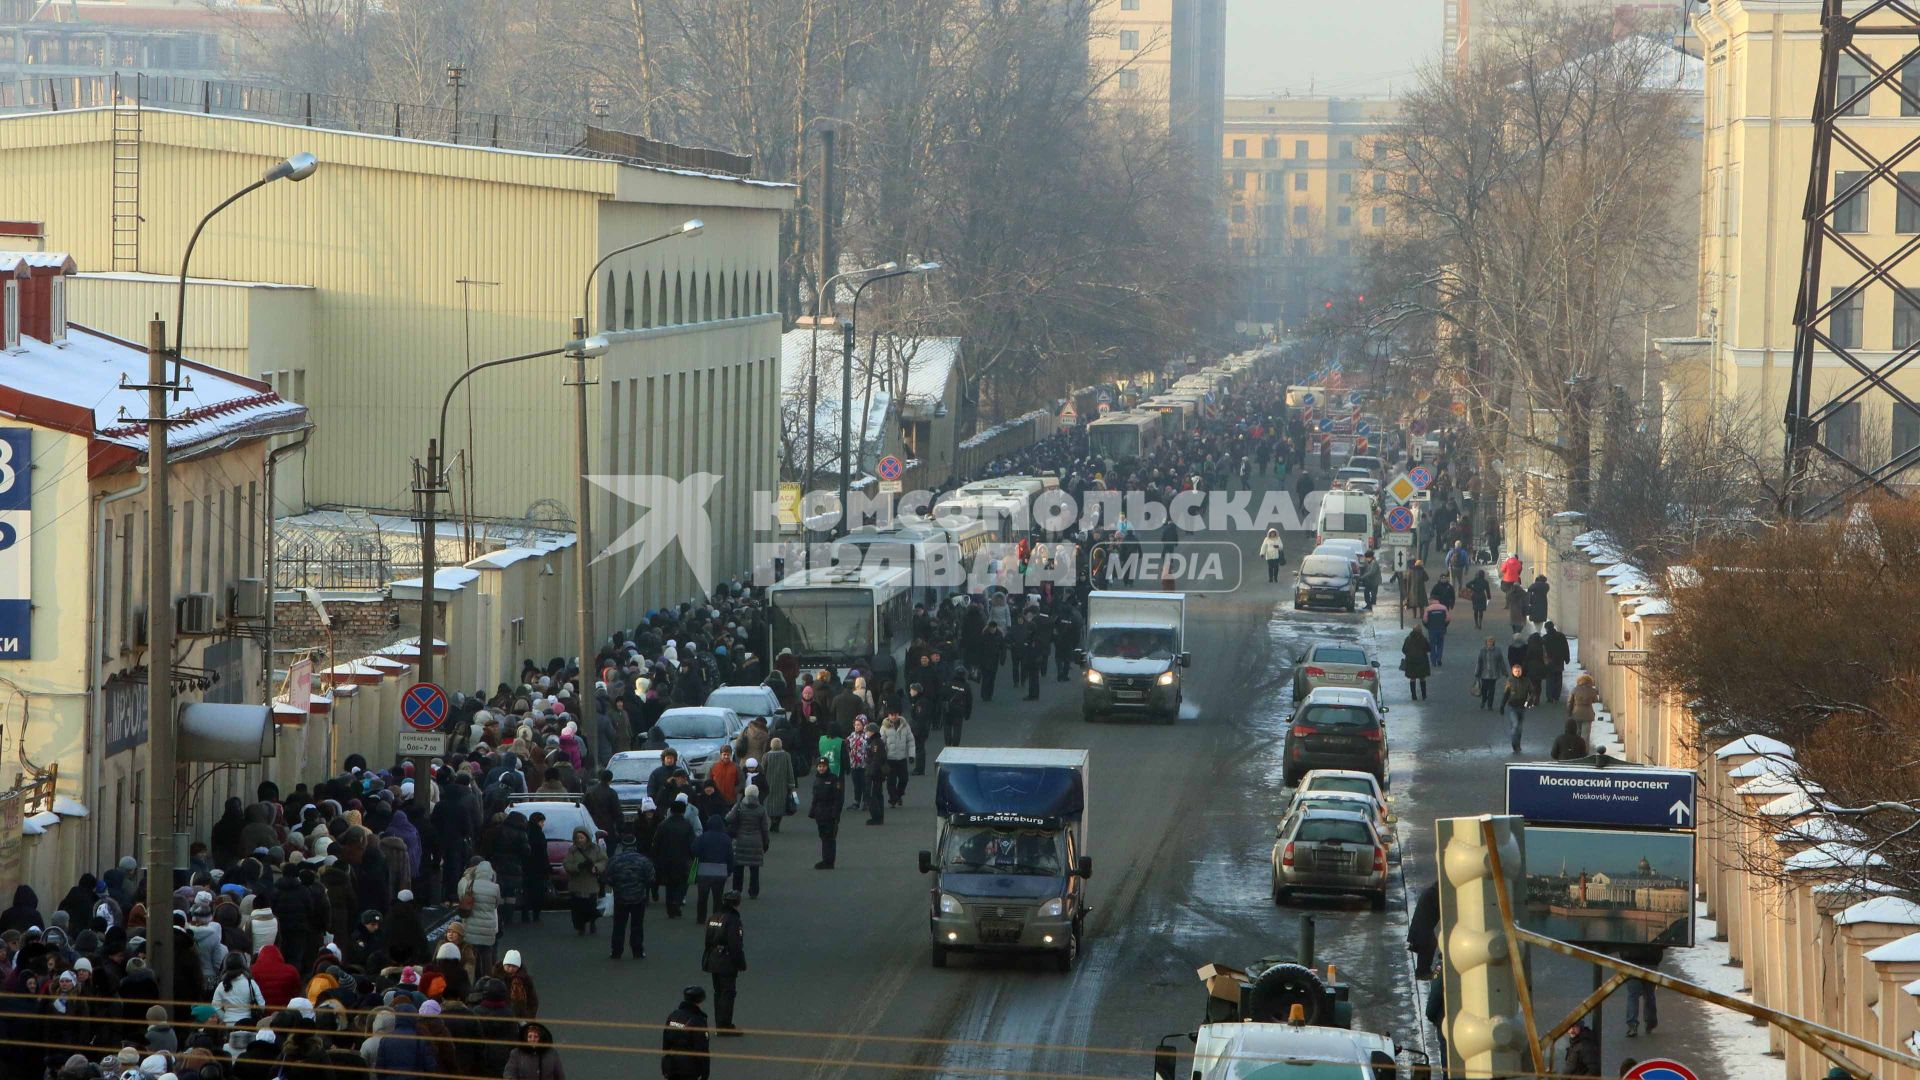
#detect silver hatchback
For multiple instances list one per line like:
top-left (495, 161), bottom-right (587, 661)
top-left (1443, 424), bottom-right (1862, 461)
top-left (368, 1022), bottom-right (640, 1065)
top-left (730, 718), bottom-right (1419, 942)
top-left (1272, 807), bottom-right (1388, 910)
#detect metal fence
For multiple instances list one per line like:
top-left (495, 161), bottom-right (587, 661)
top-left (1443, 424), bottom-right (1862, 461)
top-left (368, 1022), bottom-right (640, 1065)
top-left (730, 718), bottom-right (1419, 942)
top-left (0, 71), bottom-right (755, 176)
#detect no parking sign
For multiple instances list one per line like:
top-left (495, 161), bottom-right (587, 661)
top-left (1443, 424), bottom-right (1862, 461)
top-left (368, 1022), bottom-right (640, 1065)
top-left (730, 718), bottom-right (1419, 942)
top-left (1623, 1060), bottom-right (1700, 1080)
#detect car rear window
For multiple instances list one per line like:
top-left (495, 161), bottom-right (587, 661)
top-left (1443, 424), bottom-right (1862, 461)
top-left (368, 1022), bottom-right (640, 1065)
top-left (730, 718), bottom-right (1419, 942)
top-left (1312, 646), bottom-right (1369, 665)
top-left (1311, 777), bottom-right (1377, 797)
top-left (1321, 512), bottom-right (1370, 534)
top-left (1296, 818), bottom-right (1374, 845)
top-left (1301, 705), bottom-right (1377, 728)
top-left (1300, 556), bottom-right (1349, 577)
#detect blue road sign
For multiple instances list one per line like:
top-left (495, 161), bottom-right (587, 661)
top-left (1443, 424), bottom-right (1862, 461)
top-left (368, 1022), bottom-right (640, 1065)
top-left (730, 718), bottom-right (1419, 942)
top-left (1506, 764), bottom-right (1697, 829)
top-left (1385, 506), bottom-right (1415, 533)
top-left (1356, 420), bottom-right (1372, 436)
top-left (1318, 418), bottom-right (1333, 432)
top-left (1300, 392), bottom-right (1318, 406)
top-left (1096, 389), bottom-right (1113, 404)
top-left (1347, 390), bottom-right (1364, 406)
top-left (1408, 465), bottom-right (1433, 489)
top-left (401, 682), bottom-right (449, 732)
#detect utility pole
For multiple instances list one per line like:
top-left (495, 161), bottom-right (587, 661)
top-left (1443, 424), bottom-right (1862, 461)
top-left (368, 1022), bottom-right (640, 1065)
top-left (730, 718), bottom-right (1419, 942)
top-left (415, 439), bottom-right (443, 686)
top-left (567, 316), bottom-right (598, 764)
top-left (138, 318), bottom-right (178, 996)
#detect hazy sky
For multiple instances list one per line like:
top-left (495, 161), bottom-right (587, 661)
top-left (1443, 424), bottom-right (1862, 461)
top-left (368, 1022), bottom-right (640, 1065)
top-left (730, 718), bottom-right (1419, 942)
top-left (1226, 0), bottom-right (1443, 99)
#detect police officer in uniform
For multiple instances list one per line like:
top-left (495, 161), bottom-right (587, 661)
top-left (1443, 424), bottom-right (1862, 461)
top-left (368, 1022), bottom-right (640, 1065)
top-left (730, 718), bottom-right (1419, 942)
top-left (661, 984), bottom-right (711, 1079)
top-left (701, 889), bottom-right (748, 1036)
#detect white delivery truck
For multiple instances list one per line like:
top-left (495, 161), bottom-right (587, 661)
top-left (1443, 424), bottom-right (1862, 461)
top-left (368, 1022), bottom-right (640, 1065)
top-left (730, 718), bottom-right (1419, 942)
top-left (1076, 591), bottom-right (1190, 723)
top-left (916, 747), bottom-right (1093, 970)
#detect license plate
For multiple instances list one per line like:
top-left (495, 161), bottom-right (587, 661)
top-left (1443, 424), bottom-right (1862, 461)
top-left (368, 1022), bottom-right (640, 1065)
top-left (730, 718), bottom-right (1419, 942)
top-left (978, 918), bottom-right (1022, 944)
top-left (1319, 737), bottom-right (1356, 747)
top-left (1116, 691), bottom-right (1145, 701)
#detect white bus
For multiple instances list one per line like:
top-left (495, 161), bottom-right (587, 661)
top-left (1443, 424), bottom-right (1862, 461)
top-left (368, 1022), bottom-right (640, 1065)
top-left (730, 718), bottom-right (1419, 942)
top-left (1087, 411), bottom-right (1161, 461)
top-left (768, 564), bottom-right (915, 679)
top-left (831, 517), bottom-right (992, 602)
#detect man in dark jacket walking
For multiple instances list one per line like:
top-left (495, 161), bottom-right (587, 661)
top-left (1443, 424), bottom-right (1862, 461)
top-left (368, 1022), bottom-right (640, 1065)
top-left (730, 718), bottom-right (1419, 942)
top-left (701, 890), bottom-right (747, 1036)
top-left (1542, 621), bottom-right (1571, 703)
top-left (605, 834), bottom-right (656, 959)
top-left (661, 984), bottom-right (712, 1079)
top-left (651, 801), bottom-right (697, 918)
top-left (978, 622), bottom-right (1004, 701)
top-left (1052, 609), bottom-right (1079, 681)
top-left (808, 758), bottom-right (844, 868)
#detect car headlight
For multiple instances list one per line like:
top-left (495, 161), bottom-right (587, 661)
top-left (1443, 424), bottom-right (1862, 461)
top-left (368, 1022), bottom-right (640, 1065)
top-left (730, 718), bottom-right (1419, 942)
top-left (1037, 897), bottom-right (1065, 918)
top-left (1157, 671), bottom-right (1177, 686)
top-left (1085, 669), bottom-right (1104, 685)
top-left (939, 893), bottom-right (965, 915)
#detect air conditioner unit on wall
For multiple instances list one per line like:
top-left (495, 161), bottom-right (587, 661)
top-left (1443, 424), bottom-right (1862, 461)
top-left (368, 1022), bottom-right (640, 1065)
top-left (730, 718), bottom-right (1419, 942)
top-left (229, 578), bottom-right (268, 620)
top-left (176, 593), bottom-right (217, 636)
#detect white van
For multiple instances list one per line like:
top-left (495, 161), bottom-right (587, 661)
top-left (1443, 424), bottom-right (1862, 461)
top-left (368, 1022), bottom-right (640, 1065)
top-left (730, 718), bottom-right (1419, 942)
top-left (1315, 491), bottom-right (1376, 548)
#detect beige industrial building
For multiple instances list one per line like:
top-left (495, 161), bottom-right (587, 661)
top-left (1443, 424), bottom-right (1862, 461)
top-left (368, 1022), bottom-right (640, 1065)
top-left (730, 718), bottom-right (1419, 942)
top-left (0, 98), bottom-right (793, 628)
top-left (1089, 0), bottom-right (1226, 191)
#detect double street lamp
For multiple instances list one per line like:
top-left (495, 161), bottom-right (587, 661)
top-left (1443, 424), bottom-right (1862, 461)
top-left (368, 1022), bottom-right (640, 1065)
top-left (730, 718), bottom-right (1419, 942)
top-left (147, 150), bottom-right (319, 999)
top-left (831, 261), bottom-right (941, 534)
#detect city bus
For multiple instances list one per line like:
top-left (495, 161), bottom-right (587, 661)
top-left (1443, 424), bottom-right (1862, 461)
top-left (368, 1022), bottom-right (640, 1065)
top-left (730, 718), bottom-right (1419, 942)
top-left (768, 564), bottom-right (915, 680)
top-left (1087, 411), bottom-right (1161, 461)
top-left (831, 516), bottom-right (993, 602)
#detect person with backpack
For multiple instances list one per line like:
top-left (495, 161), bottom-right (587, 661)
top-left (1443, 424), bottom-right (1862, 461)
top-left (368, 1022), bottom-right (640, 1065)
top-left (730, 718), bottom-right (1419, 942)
top-left (603, 834), bottom-right (656, 960)
top-left (1445, 540), bottom-right (1472, 593)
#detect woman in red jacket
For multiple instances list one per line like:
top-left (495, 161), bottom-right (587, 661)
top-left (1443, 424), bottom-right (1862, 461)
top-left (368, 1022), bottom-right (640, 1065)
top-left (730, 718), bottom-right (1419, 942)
top-left (250, 943), bottom-right (302, 1007)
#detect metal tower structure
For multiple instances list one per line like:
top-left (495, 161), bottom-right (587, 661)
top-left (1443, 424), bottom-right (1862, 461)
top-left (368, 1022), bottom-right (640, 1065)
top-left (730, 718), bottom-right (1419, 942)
top-left (1786, 0), bottom-right (1920, 517)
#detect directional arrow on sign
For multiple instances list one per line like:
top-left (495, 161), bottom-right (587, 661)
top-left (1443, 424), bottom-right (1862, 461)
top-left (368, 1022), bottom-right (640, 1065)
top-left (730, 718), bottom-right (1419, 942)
top-left (1670, 800), bottom-right (1692, 825)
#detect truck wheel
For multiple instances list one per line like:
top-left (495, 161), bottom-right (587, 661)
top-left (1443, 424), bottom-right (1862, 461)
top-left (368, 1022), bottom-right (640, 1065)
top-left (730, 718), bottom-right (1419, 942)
top-left (1370, 889), bottom-right (1388, 912)
top-left (931, 943), bottom-right (949, 968)
top-left (1054, 926), bottom-right (1080, 972)
top-left (1082, 707), bottom-right (1101, 724)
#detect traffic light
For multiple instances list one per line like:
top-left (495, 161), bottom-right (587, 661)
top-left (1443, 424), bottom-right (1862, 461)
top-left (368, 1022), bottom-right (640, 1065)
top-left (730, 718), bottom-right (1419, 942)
top-left (1356, 294), bottom-right (1366, 304)
top-left (1324, 300), bottom-right (1334, 310)
top-left (1435, 815), bottom-right (1530, 1079)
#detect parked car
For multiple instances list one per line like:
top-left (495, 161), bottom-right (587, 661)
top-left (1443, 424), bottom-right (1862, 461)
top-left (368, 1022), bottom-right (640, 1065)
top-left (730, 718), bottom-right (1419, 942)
top-left (1272, 807), bottom-right (1389, 909)
top-left (1282, 689), bottom-right (1388, 786)
top-left (649, 706), bottom-right (743, 778)
top-left (1345, 454), bottom-right (1385, 480)
top-left (606, 750), bottom-right (665, 820)
top-left (1333, 466), bottom-right (1372, 490)
top-left (1282, 789), bottom-right (1394, 842)
top-left (1296, 768), bottom-right (1390, 808)
top-left (1290, 642), bottom-right (1381, 703)
top-left (1293, 554), bottom-right (1358, 613)
top-left (505, 795), bottom-right (604, 894)
top-left (706, 685), bottom-right (783, 725)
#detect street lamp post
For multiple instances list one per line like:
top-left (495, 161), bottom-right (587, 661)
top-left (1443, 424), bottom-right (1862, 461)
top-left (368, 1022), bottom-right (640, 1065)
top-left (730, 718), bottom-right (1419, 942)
top-left (571, 219), bottom-right (702, 766)
top-left (148, 151), bottom-right (318, 998)
top-left (835, 262), bottom-right (940, 534)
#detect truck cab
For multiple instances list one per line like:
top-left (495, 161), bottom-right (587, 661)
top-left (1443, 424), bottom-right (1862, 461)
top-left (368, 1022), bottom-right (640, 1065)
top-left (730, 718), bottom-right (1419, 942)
top-left (917, 747), bottom-right (1092, 971)
top-left (1078, 590), bottom-right (1190, 723)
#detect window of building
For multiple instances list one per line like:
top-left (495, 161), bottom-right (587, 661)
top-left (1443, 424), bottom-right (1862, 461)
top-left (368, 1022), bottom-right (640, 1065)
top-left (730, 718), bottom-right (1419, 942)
top-left (1294, 172), bottom-right (1307, 191)
top-left (1121, 0), bottom-right (1139, 8)
top-left (1895, 404), bottom-right (1920, 459)
top-left (1292, 239), bottom-right (1307, 257)
top-left (1372, 173), bottom-right (1387, 194)
top-left (1294, 139), bottom-right (1308, 160)
top-left (1826, 399), bottom-right (1863, 457)
top-left (1896, 290), bottom-right (1920, 349)
top-left (1232, 138), bottom-right (1246, 158)
top-left (1372, 206), bottom-right (1387, 226)
top-left (1263, 138), bottom-right (1278, 158)
top-left (1905, 57), bottom-right (1920, 116)
top-left (1230, 170), bottom-right (1246, 190)
top-left (1836, 170), bottom-right (1870, 232)
top-left (1337, 173), bottom-right (1352, 194)
top-left (1231, 204), bottom-right (1247, 223)
top-left (1831, 286), bottom-right (1864, 349)
top-left (1337, 239), bottom-right (1352, 257)
top-left (622, 272), bottom-right (635, 328)
top-left (1408, 177), bottom-right (1421, 195)
top-left (1372, 140), bottom-right (1386, 161)
top-left (1118, 69), bottom-right (1139, 90)
top-left (1338, 140), bottom-right (1352, 158)
top-left (1230, 237), bottom-right (1245, 257)
top-left (1293, 205), bottom-right (1308, 225)
top-left (1898, 171), bottom-right (1920, 232)
top-left (1337, 206), bottom-right (1352, 226)
top-left (1119, 29), bottom-right (1139, 50)
top-left (1838, 55), bottom-right (1871, 116)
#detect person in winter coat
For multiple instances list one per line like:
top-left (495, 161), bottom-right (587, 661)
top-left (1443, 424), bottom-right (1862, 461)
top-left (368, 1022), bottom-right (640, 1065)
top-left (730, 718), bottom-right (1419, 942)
top-left (519, 812), bottom-right (551, 923)
top-left (562, 828), bottom-right (607, 935)
top-left (1405, 559), bottom-right (1430, 612)
top-left (209, 954), bottom-right (265, 1024)
top-left (1501, 664), bottom-right (1534, 754)
top-left (0, 885), bottom-right (43, 934)
top-left (456, 859), bottom-right (503, 973)
top-left (759, 740), bottom-right (796, 832)
top-left (374, 1000), bottom-right (438, 1079)
top-left (1551, 718), bottom-right (1590, 760)
top-left (584, 771), bottom-right (625, 837)
top-left (55, 875), bottom-right (97, 930)
top-left (1499, 552), bottom-right (1523, 587)
top-left (1464, 569), bottom-right (1492, 628)
top-left (725, 788), bottom-right (770, 899)
top-left (210, 797), bottom-right (248, 866)
top-left (701, 890), bottom-right (747, 1035)
top-left (661, 985), bottom-right (712, 1080)
top-left (1422, 598), bottom-right (1450, 668)
top-left (1567, 673), bottom-right (1601, 725)
top-left (879, 712), bottom-right (916, 807)
top-left (1541, 621), bottom-right (1571, 702)
top-left (250, 943), bottom-right (301, 1006)
top-left (1526, 574), bottom-right (1550, 632)
top-left (1474, 637), bottom-right (1504, 710)
top-left (505, 1020), bottom-right (566, 1080)
top-left (865, 720), bottom-right (891, 824)
top-left (494, 950), bottom-right (540, 1019)
top-left (1258, 528), bottom-right (1285, 582)
top-left (1561, 1017), bottom-right (1601, 1077)
top-left (692, 815), bottom-right (734, 923)
top-left (1399, 626), bottom-right (1431, 700)
top-left (808, 757), bottom-right (844, 869)
top-left (651, 801), bottom-right (697, 918)
top-left (1502, 581), bottom-right (1529, 634)
top-left (604, 835), bottom-right (655, 960)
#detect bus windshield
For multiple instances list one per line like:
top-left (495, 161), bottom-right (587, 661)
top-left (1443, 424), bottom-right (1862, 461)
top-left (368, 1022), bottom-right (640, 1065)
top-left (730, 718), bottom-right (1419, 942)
top-left (1089, 425), bottom-right (1141, 459)
top-left (771, 590), bottom-right (876, 661)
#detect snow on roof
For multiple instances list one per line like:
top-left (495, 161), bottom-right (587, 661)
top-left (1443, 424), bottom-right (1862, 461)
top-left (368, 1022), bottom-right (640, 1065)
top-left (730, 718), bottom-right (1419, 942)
top-left (1728, 754), bottom-right (1798, 779)
top-left (1571, 529), bottom-right (1610, 550)
top-left (49, 795), bottom-right (87, 818)
top-left (1784, 843), bottom-right (1884, 872)
top-left (1867, 931), bottom-right (1920, 963)
top-left (388, 567), bottom-right (482, 592)
top-left (1838, 896), bottom-right (1920, 927)
top-left (779, 332), bottom-right (897, 473)
top-left (1816, 879), bottom-right (1903, 896)
top-left (1, 322), bottom-right (307, 453)
top-left (960, 409), bottom-right (1051, 450)
top-left (1634, 598), bottom-right (1672, 617)
top-left (1775, 816), bottom-right (1863, 843)
top-left (277, 508), bottom-right (576, 551)
top-left (25, 810), bottom-right (59, 831)
top-left (1717, 733), bottom-right (1794, 759)
top-left (0, 252), bottom-right (72, 272)
top-left (1735, 769), bottom-right (1817, 797)
top-left (1761, 789), bottom-right (1834, 818)
top-left (780, 330), bottom-right (959, 409)
top-left (74, 270), bottom-right (311, 291)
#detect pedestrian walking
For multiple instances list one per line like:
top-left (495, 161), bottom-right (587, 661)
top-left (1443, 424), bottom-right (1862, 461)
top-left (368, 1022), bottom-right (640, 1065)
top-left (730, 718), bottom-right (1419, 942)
top-left (808, 758), bottom-right (844, 869)
top-left (1551, 718), bottom-right (1590, 760)
top-left (725, 788), bottom-right (769, 899)
top-left (1406, 559), bottom-right (1430, 612)
top-left (1023, 617), bottom-right (1049, 700)
top-left (846, 718), bottom-right (871, 811)
top-left (1423, 598), bottom-right (1450, 668)
top-left (1500, 551), bottom-right (1522, 587)
top-left (562, 828), bottom-right (607, 936)
top-left (1465, 569), bottom-right (1491, 629)
top-left (1445, 540), bottom-right (1471, 593)
top-left (880, 710), bottom-right (916, 808)
top-left (1503, 581), bottom-right (1528, 635)
top-left (865, 724), bottom-right (890, 825)
top-left (661, 985), bottom-right (712, 1079)
top-left (1542, 621), bottom-right (1570, 702)
top-left (979, 622), bottom-right (1003, 701)
top-left (1568, 673), bottom-right (1600, 728)
top-left (1502, 664), bottom-right (1533, 753)
top-left (519, 812), bottom-right (549, 922)
top-left (651, 800), bottom-right (696, 919)
top-left (1474, 637), bottom-right (1503, 710)
top-left (604, 834), bottom-right (655, 960)
top-left (701, 890), bottom-right (747, 1037)
top-left (943, 673), bottom-right (972, 746)
top-left (455, 858), bottom-right (503, 975)
top-left (504, 1021), bottom-right (565, 1080)
top-left (1527, 574), bottom-right (1551, 634)
top-left (1400, 626), bottom-right (1431, 700)
top-left (1359, 552), bottom-right (1381, 609)
top-left (1259, 528), bottom-right (1285, 583)
top-left (1619, 944), bottom-right (1663, 1037)
top-left (760, 740), bottom-right (796, 833)
top-left (691, 814), bottom-right (733, 923)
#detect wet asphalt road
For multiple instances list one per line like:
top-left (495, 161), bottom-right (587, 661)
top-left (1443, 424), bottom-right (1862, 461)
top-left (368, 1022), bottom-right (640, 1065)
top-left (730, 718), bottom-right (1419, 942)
top-left (503, 477), bottom-right (1727, 1079)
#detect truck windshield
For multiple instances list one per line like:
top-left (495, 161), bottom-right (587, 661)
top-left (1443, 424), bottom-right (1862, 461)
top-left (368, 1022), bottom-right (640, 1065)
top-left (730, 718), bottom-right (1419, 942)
top-left (940, 827), bottom-right (1064, 876)
top-left (771, 591), bottom-right (875, 660)
top-left (1086, 626), bottom-right (1176, 659)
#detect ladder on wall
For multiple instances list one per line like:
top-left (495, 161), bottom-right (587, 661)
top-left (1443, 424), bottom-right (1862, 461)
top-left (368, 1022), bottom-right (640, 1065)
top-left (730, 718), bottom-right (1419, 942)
top-left (110, 73), bottom-right (142, 272)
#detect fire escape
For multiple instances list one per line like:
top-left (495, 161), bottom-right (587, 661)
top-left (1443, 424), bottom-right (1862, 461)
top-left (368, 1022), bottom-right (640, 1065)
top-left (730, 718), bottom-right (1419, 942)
top-left (110, 73), bottom-right (141, 272)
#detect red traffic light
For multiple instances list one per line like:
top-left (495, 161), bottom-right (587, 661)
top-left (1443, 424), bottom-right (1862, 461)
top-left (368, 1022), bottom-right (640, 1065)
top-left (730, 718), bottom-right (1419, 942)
top-left (1357, 294), bottom-right (1366, 303)
top-left (1324, 301), bottom-right (1334, 310)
